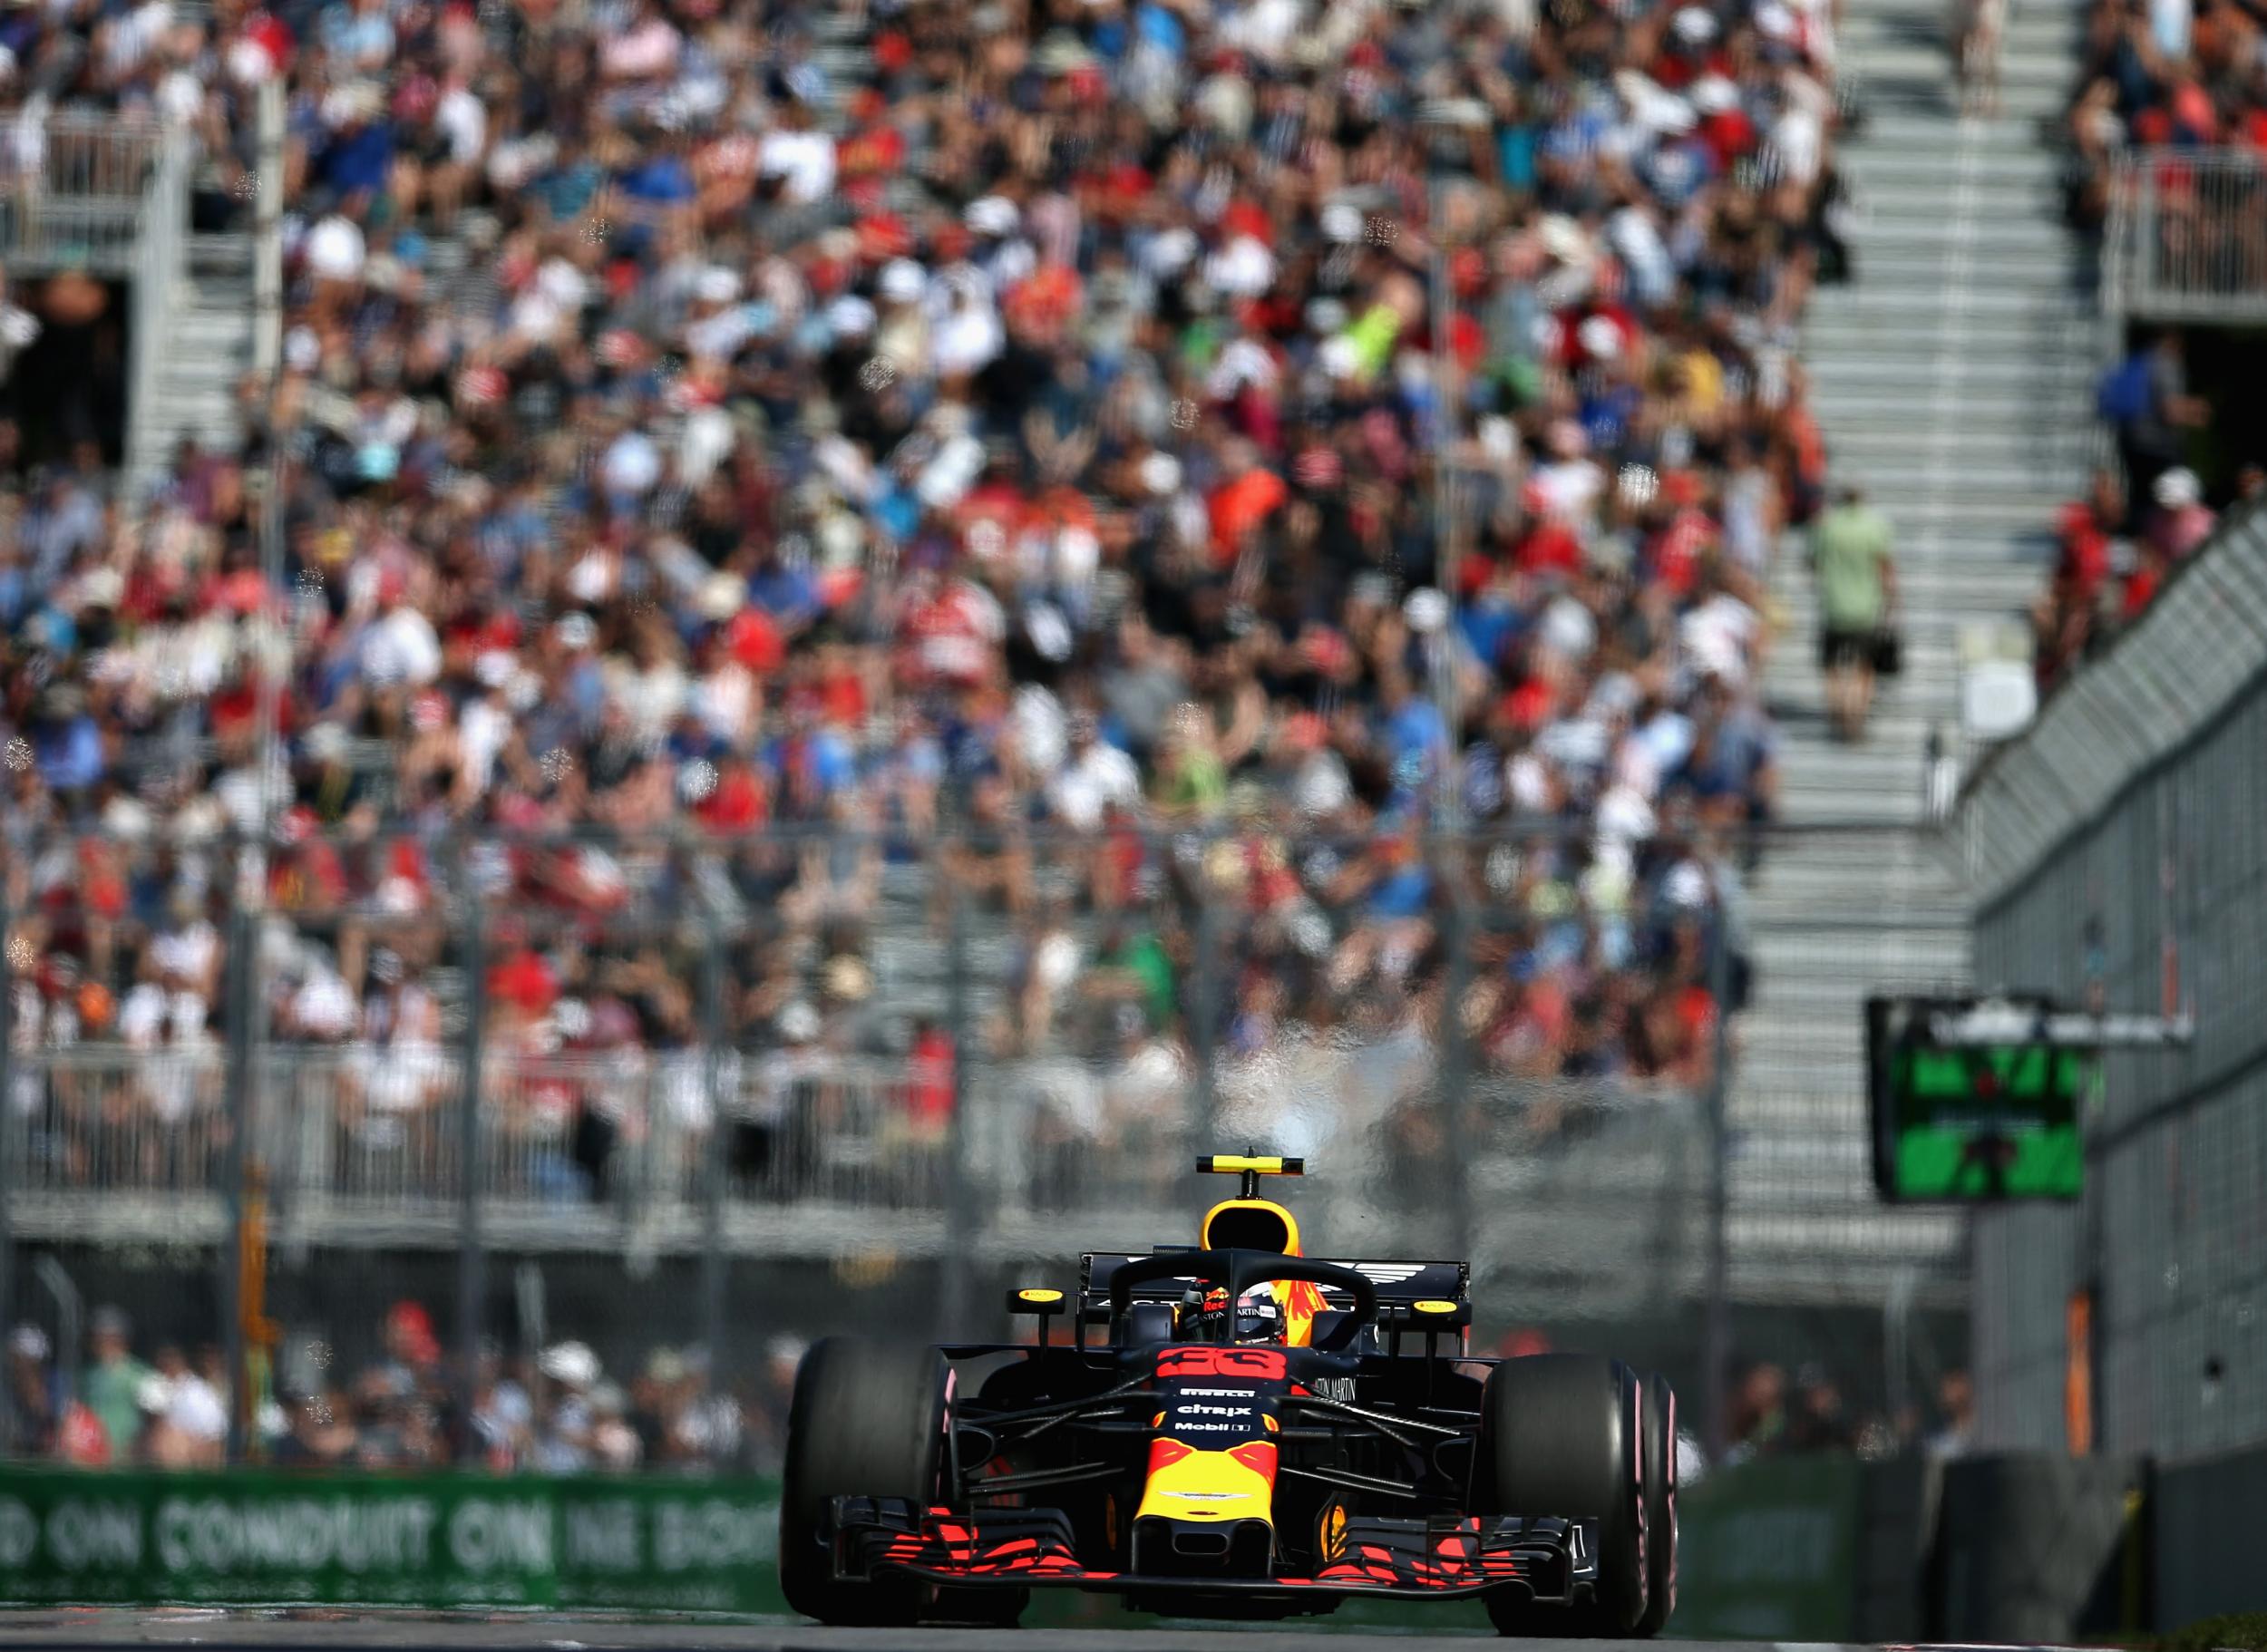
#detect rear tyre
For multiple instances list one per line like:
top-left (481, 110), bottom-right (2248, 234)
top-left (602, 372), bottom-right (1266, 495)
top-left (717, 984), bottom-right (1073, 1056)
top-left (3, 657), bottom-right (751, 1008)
top-left (1632, 1371), bottom-right (1678, 1637)
top-left (782, 1336), bottom-right (1026, 1627)
top-left (1471, 1354), bottom-right (1647, 1638)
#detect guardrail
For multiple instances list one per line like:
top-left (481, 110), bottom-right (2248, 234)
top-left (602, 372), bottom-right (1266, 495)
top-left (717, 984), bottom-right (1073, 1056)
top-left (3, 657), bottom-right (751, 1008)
top-left (0, 1045), bottom-right (1706, 1286)
top-left (2102, 146), bottom-right (2267, 326)
top-left (0, 112), bottom-right (177, 274)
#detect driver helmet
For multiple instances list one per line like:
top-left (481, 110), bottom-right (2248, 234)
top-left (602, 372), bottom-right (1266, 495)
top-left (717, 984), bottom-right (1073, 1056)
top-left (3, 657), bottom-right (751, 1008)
top-left (1202, 1284), bottom-right (1282, 1345)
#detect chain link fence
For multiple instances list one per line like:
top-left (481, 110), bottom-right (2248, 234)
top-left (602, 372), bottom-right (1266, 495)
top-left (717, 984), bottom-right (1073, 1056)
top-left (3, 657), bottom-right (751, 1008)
top-left (1, 820), bottom-right (1969, 1472)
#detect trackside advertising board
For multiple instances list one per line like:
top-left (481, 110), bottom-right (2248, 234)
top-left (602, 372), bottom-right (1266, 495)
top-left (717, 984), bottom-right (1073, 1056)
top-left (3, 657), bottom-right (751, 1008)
top-left (0, 1463), bottom-right (1863, 1629)
top-left (1668, 1455), bottom-right (1863, 1640)
top-left (0, 1471), bottom-right (788, 1612)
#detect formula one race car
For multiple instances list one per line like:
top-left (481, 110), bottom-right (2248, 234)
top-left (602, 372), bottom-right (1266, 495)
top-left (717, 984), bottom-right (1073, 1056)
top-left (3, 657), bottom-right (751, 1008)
top-left (780, 1155), bottom-right (1678, 1633)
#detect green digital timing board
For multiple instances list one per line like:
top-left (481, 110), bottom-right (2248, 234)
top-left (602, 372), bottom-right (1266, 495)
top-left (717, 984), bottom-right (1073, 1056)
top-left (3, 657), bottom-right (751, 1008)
top-left (1868, 996), bottom-right (2089, 1201)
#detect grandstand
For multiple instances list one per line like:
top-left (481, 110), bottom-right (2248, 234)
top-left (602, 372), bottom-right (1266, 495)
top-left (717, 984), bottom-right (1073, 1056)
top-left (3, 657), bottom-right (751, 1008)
top-left (1, 0), bottom-right (2262, 1486)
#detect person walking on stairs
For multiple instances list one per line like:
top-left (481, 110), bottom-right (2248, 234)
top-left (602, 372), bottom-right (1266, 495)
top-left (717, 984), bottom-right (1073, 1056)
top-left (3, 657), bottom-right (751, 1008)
top-left (1810, 485), bottom-right (1900, 743)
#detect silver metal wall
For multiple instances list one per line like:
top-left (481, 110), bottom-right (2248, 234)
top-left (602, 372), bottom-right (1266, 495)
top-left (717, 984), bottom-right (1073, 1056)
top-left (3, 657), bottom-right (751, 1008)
top-left (1965, 502), bottom-right (2267, 1459)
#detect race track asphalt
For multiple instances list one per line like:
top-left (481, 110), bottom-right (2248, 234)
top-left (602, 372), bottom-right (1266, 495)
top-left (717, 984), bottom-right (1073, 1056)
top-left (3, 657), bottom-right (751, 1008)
top-left (0, 1611), bottom-right (1837, 1652)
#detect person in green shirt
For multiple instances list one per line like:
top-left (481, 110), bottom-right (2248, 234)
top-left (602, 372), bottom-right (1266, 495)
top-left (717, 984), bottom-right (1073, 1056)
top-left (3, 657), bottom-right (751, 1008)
top-left (1153, 703), bottom-right (1227, 822)
top-left (1809, 486), bottom-right (1900, 743)
top-left (83, 1307), bottom-right (152, 1463)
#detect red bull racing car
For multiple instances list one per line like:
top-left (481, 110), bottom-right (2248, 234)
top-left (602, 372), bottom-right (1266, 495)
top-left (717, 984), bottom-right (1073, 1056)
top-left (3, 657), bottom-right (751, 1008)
top-left (780, 1154), bottom-right (1678, 1633)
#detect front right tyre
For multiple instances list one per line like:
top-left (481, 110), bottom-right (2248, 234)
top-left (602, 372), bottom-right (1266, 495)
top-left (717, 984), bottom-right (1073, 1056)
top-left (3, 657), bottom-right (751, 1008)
top-left (1632, 1369), bottom-right (1678, 1637)
top-left (778, 1336), bottom-right (947, 1626)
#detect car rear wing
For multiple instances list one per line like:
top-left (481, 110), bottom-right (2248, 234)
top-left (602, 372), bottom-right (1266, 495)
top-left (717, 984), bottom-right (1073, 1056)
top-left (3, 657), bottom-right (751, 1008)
top-left (1078, 1250), bottom-right (1469, 1327)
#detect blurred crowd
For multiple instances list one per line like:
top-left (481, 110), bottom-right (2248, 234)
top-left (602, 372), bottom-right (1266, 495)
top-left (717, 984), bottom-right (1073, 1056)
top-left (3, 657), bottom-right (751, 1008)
top-left (1, 0), bottom-right (1851, 1191)
top-left (2063, 0), bottom-right (2267, 239)
top-left (3, 1297), bottom-right (793, 1473)
top-left (2037, 329), bottom-right (2262, 692)
top-left (7, 1297), bottom-right (1971, 1473)
top-left (1721, 1357), bottom-right (1977, 1464)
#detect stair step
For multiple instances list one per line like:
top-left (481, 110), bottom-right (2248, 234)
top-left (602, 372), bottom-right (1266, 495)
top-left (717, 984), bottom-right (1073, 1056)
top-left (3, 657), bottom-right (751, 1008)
top-left (1839, 248), bottom-right (2086, 286)
top-left (1810, 382), bottom-right (2080, 419)
top-left (1855, 113), bottom-right (2057, 147)
top-left (1842, 44), bottom-right (2076, 84)
top-left (1807, 287), bottom-right (2089, 323)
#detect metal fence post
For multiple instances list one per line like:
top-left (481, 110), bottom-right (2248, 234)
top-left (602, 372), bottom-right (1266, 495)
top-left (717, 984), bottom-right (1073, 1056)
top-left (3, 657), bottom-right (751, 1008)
top-left (454, 868), bottom-right (488, 1459)
top-left (219, 899), bottom-right (255, 1463)
top-left (1702, 862), bottom-right (1735, 1466)
top-left (939, 881), bottom-right (976, 1341)
top-left (1437, 860), bottom-right (1475, 1269)
top-left (700, 916), bottom-right (728, 1428)
top-left (1190, 851), bottom-right (1221, 1155)
top-left (2136, 160), bottom-right (2160, 317)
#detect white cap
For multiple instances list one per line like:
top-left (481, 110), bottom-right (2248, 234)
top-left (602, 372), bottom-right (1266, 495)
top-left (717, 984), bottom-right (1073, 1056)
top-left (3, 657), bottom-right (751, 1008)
top-left (966, 195), bottom-right (1019, 237)
top-left (1672, 5), bottom-right (1718, 42)
top-left (696, 265), bottom-right (743, 305)
top-left (699, 571), bottom-right (746, 620)
top-left (2155, 467), bottom-right (2201, 509)
top-left (1143, 227), bottom-right (1198, 276)
top-left (1320, 202), bottom-right (1365, 244)
top-left (1579, 314), bottom-right (1624, 361)
top-left (1404, 588), bottom-right (1450, 636)
top-left (539, 1340), bottom-right (600, 1388)
top-left (878, 258), bottom-right (927, 305)
top-left (827, 295), bottom-right (877, 339)
top-left (1139, 452), bottom-right (1182, 497)
top-left (1755, 1), bottom-right (1800, 39)
top-left (1690, 74), bottom-right (1740, 114)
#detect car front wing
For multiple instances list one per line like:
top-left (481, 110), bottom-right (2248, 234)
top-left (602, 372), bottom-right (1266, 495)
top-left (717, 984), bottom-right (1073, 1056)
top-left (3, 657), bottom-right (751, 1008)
top-left (830, 1497), bottom-right (1596, 1605)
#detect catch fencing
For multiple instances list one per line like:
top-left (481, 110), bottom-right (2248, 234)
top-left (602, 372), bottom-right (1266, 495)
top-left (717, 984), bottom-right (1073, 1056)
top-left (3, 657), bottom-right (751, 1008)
top-left (0, 819), bottom-right (1960, 1464)
top-left (1962, 500), bottom-right (2267, 1463)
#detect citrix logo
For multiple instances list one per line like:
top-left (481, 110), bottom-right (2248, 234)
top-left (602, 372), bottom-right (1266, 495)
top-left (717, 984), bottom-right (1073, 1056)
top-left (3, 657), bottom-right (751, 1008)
top-left (1179, 1404), bottom-right (1250, 1417)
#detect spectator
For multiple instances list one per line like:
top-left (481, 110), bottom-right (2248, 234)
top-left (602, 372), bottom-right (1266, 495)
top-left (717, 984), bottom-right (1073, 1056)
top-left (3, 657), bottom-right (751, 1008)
top-left (1725, 1360), bottom-right (1789, 1463)
top-left (83, 1306), bottom-right (151, 1462)
top-left (2145, 466), bottom-right (2215, 561)
top-left (2099, 333), bottom-right (2210, 512)
top-left (5, 1325), bottom-right (57, 1456)
top-left (533, 1340), bottom-right (600, 1473)
top-left (1786, 1364), bottom-right (1853, 1452)
top-left (1809, 485), bottom-right (1899, 743)
top-left (1928, 1368), bottom-right (1978, 1460)
top-left (141, 1345), bottom-right (228, 1467)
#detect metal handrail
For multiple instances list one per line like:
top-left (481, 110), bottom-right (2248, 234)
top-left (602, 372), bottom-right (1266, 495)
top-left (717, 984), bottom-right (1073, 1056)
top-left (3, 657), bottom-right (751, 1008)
top-left (0, 110), bottom-right (174, 272)
top-left (2102, 146), bottom-right (2267, 326)
top-left (0, 1045), bottom-right (1708, 1255)
top-left (126, 131), bottom-right (191, 481)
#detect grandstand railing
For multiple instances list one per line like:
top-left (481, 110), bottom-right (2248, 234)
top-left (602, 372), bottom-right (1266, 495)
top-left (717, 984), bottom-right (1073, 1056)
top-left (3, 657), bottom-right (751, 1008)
top-left (2102, 147), bottom-right (2267, 326)
top-left (0, 1045), bottom-right (1707, 1299)
top-left (0, 111), bottom-right (180, 276)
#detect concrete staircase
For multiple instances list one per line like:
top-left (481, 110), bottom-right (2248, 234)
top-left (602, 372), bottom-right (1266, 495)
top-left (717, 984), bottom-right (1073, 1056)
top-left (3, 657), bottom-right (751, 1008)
top-left (126, 230), bottom-right (256, 504)
top-left (1730, 0), bottom-right (2093, 1306)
